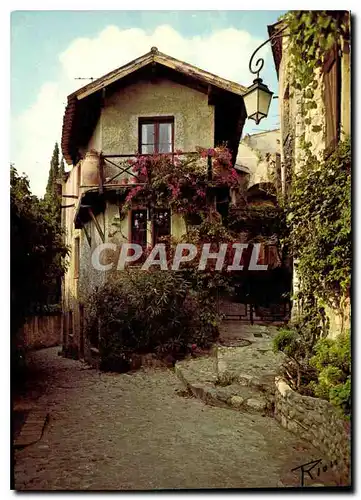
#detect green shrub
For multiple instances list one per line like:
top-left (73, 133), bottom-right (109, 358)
top-left (273, 324), bottom-right (318, 391)
top-left (274, 324), bottom-right (351, 416)
top-left (85, 269), bottom-right (219, 371)
top-left (329, 377), bottom-right (351, 416)
top-left (273, 327), bottom-right (300, 358)
top-left (309, 331), bottom-right (351, 416)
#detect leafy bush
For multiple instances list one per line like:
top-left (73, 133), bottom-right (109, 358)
top-left (11, 167), bottom-right (69, 334)
top-left (273, 322), bottom-right (318, 391)
top-left (309, 331), bottom-right (351, 416)
top-left (274, 325), bottom-right (351, 416)
top-left (84, 269), bottom-right (219, 371)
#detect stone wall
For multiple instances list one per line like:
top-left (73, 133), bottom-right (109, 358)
top-left (274, 377), bottom-right (350, 484)
top-left (236, 130), bottom-right (280, 190)
top-left (18, 314), bottom-right (62, 350)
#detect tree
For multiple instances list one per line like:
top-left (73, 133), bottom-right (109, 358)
top-left (59, 157), bottom-right (65, 179)
top-left (44, 142), bottom-right (64, 225)
top-left (11, 166), bottom-right (68, 337)
top-left (45, 142), bottom-right (60, 200)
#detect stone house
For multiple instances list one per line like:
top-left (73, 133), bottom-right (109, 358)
top-left (268, 15), bottom-right (351, 335)
top-left (235, 128), bottom-right (283, 265)
top-left (60, 47), bottom-right (252, 362)
top-left (236, 128), bottom-right (282, 200)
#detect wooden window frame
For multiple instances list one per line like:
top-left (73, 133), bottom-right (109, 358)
top-left (138, 117), bottom-right (175, 154)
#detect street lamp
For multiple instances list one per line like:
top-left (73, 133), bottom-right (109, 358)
top-left (243, 78), bottom-right (273, 125)
top-left (244, 26), bottom-right (287, 125)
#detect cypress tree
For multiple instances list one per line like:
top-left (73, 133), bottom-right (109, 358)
top-left (45, 142), bottom-right (60, 201)
top-left (59, 157), bottom-right (65, 179)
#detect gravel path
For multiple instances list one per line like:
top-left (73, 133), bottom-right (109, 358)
top-left (13, 347), bottom-right (321, 490)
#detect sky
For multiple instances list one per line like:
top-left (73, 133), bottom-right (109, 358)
top-left (11, 10), bottom-right (285, 196)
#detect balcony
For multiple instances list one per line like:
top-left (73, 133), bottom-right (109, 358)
top-left (79, 150), bottom-right (210, 194)
top-left (74, 149), bottom-right (233, 230)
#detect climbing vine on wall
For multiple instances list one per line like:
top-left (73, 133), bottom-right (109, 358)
top-left (281, 10), bottom-right (350, 131)
top-left (282, 11), bottom-right (349, 101)
top-left (287, 136), bottom-right (351, 311)
top-left (280, 10), bottom-right (351, 315)
top-left (274, 137), bottom-right (351, 411)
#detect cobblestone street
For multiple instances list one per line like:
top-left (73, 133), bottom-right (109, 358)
top-left (13, 347), bottom-right (322, 490)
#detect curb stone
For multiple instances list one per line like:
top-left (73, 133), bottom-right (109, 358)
top-left (14, 410), bottom-right (49, 448)
top-left (175, 362), bottom-right (271, 414)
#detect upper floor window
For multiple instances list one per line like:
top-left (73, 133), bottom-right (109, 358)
top-left (323, 45), bottom-right (341, 154)
top-left (139, 117), bottom-right (174, 154)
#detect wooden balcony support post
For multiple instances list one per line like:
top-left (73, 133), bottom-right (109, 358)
top-left (82, 223), bottom-right (92, 247)
top-left (88, 207), bottom-right (105, 243)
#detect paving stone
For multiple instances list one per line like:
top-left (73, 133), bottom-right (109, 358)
top-left (229, 395), bottom-right (245, 408)
top-left (13, 347), bottom-right (341, 490)
top-left (246, 397), bottom-right (267, 412)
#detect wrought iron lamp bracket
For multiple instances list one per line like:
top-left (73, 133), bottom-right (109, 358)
top-left (249, 26), bottom-right (290, 79)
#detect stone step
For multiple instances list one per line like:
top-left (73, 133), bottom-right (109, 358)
top-left (215, 343), bottom-right (285, 396)
top-left (174, 358), bottom-right (273, 415)
top-left (214, 383), bottom-right (271, 413)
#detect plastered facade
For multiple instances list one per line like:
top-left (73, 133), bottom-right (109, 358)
top-left (100, 78), bottom-right (214, 155)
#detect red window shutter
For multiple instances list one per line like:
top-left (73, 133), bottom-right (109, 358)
top-left (323, 45), bottom-right (340, 153)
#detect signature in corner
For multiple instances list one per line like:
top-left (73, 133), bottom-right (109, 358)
top-left (291, 458), bottom-right (337, 487)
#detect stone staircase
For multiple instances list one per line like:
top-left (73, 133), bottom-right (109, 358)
top-left (175, 322), bottom-right (285, 415)
top-left (175, 322), bottom-right (345, 487)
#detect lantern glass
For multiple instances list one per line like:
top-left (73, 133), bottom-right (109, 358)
top-left (243, 78), bottom-right (273, 125)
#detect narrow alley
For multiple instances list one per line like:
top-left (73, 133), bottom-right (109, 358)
top-left (13, 347), bottom-right (326, 490)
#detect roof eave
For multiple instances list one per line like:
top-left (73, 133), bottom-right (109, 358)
top-left (267, 20), bottom-right (284, 76)
top-left (61, 48), bottom-right (248, 164)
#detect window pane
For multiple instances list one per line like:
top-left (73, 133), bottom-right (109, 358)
top-left (141, 123), bottom-right (155, 144)
top-left (159, 123), bottom-right (172, 144)
top-left (139, 119), bottom-right (173, 154)
top-left (74, 237), bottom-right (80, 278)
top-left (158, 143), bottom-right (172, 153)
top-left (141, 144), bottom-right (155, 154)
top-left (131, 210), bottom-right (147, 248)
